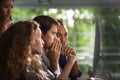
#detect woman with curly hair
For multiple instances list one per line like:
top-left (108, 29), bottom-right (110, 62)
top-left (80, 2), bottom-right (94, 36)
top-left (0, 21), bottom-right (49, 80)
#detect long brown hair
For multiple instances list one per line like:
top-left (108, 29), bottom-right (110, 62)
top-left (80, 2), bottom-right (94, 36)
top-left (0, 21), bottom-right (48, 80)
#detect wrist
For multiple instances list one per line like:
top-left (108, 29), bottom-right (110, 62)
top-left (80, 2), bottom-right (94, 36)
top-left (50, 61), bottom-right (58, 71)
top-left (53, 64), bottom-right (61, 77)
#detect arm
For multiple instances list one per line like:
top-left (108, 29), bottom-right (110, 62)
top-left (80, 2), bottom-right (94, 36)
top-left (57, 54), bottom-right (76, 80)
top-left (45, 38), bottom-right (61, 76)
top-left (46, 39), bottom-right (77, 79)
top-left (70, 60), bottom-right (82, 78)
top-left (0, 18), bottom-right (12, 35)
top-left (61, 46), bottom-right (82, 79)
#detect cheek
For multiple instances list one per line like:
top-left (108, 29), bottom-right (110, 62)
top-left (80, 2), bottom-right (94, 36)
top-left (47, 36), bottom-right (54, 45)
top-left (35, 40), bottom-right (43, 54)
top-left (47, 36), bottom-right (54, 47)
top-left (64, 37), bottom-right (68, 42)
top-left (2, 8), bottom-right (6, 13)
top-left (39, 42), bottom-right (43, 51)
top-left (47, 34), bottom-right (55, 42)
top-left (51, 35), bottom-right (55, 41)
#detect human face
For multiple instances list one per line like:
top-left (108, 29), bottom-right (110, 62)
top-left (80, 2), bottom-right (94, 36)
top-left (33, 27), bottom-right (44, 54)
top-left (0, 0), bottom-right (13, 20)
top-left (42, 24), bottom-right (58, 48)
top-left (57, 24), bottom-right (68, 47)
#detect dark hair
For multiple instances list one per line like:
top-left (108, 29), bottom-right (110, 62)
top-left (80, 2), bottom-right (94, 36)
top-left (33, 15), bottom-right (59, 35)
top-left (0, 0), bottom-right (14, 3)
top-left (57, 19), bottom-right (64, 25)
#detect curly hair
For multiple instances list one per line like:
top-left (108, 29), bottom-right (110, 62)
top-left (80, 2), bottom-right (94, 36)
top-left (0, 21), bottom-right (48, 80)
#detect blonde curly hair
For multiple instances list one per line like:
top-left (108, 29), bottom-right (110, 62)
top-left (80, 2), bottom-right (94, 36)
top-left (0, 21), bottom-right (48, 80)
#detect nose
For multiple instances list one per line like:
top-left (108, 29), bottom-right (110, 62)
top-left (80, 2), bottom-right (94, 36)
top-left (61, 35), bottom-right (65, 42)
top-left (57, 37), bottom-right (61, 40)
top-left (55, 35), bottom-right (60, 40)
top-left (7, 6), bottom-right (12, 14)
top-left (8, 8), bottom-right (12, 14)
top-left (54, 35), bottom-right (58, 40)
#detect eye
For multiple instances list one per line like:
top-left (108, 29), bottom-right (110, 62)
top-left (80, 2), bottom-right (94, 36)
top-left (3, 5), bottom-right (9, 8)
top-left (3, 4), bottom-right (13, 9)
top-left (65, 33), bottom-right (68, 37)
top-left (57, 32), bottom-right (61, 37)
top-left (51, 31), bottom-right (56, 35)
top-left (11, 5), bottom-right (13, 9)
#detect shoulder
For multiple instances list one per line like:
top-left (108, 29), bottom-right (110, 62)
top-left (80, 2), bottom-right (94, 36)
top-left (19, 68), bottom-right (40, 80)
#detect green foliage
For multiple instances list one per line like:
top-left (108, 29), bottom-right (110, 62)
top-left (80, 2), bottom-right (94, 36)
top-left (12, 8), bottom-right (46, 22)
top-left (99, 8), bottom-right (120, 53)
top-left (79, 64), bottom-right (90, 73)
top-left (109, 64), bottom-right (120, 73)
top-left (97, 8), bottom-right (120, 75)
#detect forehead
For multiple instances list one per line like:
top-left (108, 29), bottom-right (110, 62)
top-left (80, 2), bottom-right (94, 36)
top-left (49, 24), bottom-right (58, 31)
top-left (1, 0), bottom-right (13, 5)
top-left (36, 27), bottom-right (42, 34)
top-left (59, 25), bottom-right (68, 32)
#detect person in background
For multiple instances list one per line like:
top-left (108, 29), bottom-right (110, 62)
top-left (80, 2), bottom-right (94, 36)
top-left (0, 0), bottom-right (13, 35)
top-left (57, 20), bottom-right (82, 80)
top-left (33, 15), bottom-right (77, 80)
top-left (0, 21), bottom-right (49, 80)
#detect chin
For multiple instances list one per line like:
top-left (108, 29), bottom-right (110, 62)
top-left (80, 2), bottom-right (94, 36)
top-left (48, 44), bottom-right (52, 48)
top-left (62, 44), bottom-right (65, 47)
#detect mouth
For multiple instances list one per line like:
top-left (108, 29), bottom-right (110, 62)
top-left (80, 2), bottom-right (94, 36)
top-left (62, 43), bottom-right (65, 46)
top-left (4, 15), bottom-right (10, 19)
top-left (6, 14), bottom-right (11, 17)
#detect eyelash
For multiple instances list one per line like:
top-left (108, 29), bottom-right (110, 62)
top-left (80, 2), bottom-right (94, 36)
top-left (3, 5), bottom-right (13, 9)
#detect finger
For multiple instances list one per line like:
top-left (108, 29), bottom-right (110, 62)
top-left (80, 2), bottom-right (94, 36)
top-left (51, 39), bottom-right (57, 51)
top-left (66, 47), bottom-right (72, 55)
top-left (63, 46), bottom-right (75, 56)
top-left (67, 55), bottom-right (77, 63)
top-left (64, 46), bottom-right (70, 55)
top-left (69, 48), bottom-right (76, 55)
top-left (57, 39), bottom-right (61, 51)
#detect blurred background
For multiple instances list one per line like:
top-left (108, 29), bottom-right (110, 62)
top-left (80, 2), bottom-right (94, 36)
top-left (12, 0), bottom-right (120, 79)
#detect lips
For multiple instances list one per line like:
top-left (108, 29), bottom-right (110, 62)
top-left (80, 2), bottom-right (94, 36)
top-left (5, 14), bottom-right (11, 19)
top-left (7, 14), bottom-right (11, 17)
top-left (62, 42), bottom-right (65, 46)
